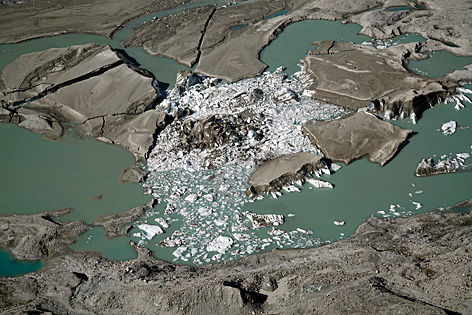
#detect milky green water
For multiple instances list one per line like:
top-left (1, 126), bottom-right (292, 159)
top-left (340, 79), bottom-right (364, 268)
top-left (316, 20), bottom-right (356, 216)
top-left (1, 3), bottom-right (471, 272)
top-left (259, 19), bottom-right (426, 76)
top-left (0, 123), bottom-right (151, 223)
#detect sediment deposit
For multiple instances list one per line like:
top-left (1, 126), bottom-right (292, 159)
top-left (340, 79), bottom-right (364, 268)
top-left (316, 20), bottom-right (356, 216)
top-left (248, 152), bottom-right (326, 194)
top-left (303, 111), bottom-right (413, 166)
top-left (1, 205), bottom-right (471, 314)
top-left (0, 44), bottom-right (163, 160)
top-left (297, 41), bottom-right (454, 119)
top-left (0, 0), bottom-right (193, 43)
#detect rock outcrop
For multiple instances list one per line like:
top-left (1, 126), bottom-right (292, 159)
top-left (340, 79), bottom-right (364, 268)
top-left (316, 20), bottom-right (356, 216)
top-left (303, 111), bottom-right (413, 166)
top-left (0, 205), bottom-right (471, 314)
top-left (0, 44), bottom-right (165, 160)
top-left (349, 0), bottom-right (472, 57)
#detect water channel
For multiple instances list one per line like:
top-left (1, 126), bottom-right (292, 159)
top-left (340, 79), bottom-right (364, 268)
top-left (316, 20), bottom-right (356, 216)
top-left (1, 1), bottom-right (471, 273)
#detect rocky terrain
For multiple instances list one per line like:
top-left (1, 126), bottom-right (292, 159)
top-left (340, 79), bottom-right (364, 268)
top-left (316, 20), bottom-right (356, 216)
top-left (0, 202), bottom-right (471, 314)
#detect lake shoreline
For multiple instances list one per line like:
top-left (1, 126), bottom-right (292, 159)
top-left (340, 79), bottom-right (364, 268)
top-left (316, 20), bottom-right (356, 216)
top-left (1, 0), bottom-right (472, 312)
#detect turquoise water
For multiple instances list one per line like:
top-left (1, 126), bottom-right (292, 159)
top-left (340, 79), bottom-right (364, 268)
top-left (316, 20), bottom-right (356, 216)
top-left (69, 227), bottom-right (138, 261)
top-left (260, 20), bottom-right (426, 76)
top-left (245, 94), bottom-right (472, 242)
top-left (0, 249), bottom-right (43, 277)
top-left (408, 50), bottom-right (472, 78)
top-left (0, 123), bottom-right (151, 223)
top-left (1, 2), bottom-right (471, 270)
top-left (264, 7), bottom-right (290, 20)
top-left (230, 24), bottom-right (248, 31)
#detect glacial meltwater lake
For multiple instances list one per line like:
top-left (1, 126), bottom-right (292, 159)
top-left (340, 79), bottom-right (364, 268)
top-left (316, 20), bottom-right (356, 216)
top-left (1, 2), bottom-right (471, 274)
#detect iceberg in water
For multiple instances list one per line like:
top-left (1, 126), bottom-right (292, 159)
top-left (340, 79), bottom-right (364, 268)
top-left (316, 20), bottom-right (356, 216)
top-left (137, 224), bottom-right (164, 240)
top-left (440, 121), bottom-right (457, 135)
top-left (206, 236), bottom-right (233, 254)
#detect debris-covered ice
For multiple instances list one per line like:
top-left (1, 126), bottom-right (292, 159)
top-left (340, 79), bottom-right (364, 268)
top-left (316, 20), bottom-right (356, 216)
top-left (440, 121), bottom-right (457, 135)
top-left (135, 69), bottom-right (348, 264)
top-left (244, 212), bottom-right (284, 228)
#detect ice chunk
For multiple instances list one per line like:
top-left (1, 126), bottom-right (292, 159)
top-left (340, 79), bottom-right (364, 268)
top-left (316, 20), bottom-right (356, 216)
top-left (333, 221), bottom-right (345, 226)
top-left (185, 194), bottom-right (199, 203)
top-left (412, 201), bottom-right (423, 210)
top-left (206, 236), bottom-right (233, 253)
top-left (267, 227), bottom-right (285, 236)
top-left (306, 177), bottom-right (333, 188)
top-left (202, 193), bottom-right (216, 202)
top-left (137, 224), bottom-right (164, 240)
top-left (457, 153), bottom-right (471, 159)
top-left (155, 217), bottom-right (169, 228)
top-left (244, 212), bottom-right (284, 228)
top-left (330, 163), bottom-right (342, 172)
top-left (233, 233), bottom-right (251, 241)
top-left (441, 121), bottom-right (457, 135)
top-left (198, 207), bottom-right (212, 216)
top-left (283, 185), bottom-right (301, 192)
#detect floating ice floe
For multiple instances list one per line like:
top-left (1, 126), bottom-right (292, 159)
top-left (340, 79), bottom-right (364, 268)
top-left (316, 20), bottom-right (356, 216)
top-left (333, 221), bottom-right (345, 226)
top-left (154, 217), bottom-right (169, 228)
top-left (441, 121), bottom-right (457, 135)
top-left (330, 163), bottom-right (342, 172)
top-left (137, 224), bottom-right (164, 240)
top-left (412, 201), bottom-right (423, 210)
top-left (197, 207), bottom-right (212, 216)
top-left (267, 227), bottom-right (285, 236)
top-left (244, 212), bottom-right (284, 228)
top-left (282, 185), bottom-right (301, 193)
top-left (140, 69), bottom-right (345, 264)
top-left (233, 233), bottom-right (251, 241)
top-left (185, 194), bottom-right (199, 203)
top-left (306, 177), bottom-right (333, 188)
top-left (206, 236), bottom-right (233, 254)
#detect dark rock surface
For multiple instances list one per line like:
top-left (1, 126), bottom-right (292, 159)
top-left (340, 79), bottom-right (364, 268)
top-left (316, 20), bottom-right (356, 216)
top-left (1, 205), bottom-right (471, 314)
top-left (303, 111), bottom-right (413, 166)
top-left (94, 199), bottom-right (156, 237)
top-left (119, 165), bottom-right (148, 183)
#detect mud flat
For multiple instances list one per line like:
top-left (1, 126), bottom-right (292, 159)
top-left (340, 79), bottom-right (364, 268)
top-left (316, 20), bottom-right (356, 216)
top-left (0, 203), bottom-right (471, 314)
top-left (0, 44), bottom-right (166, 160)
top-left (0, 0), bottom-right (193, 44)
top-left (303, 111), bottom-right (413, 166)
